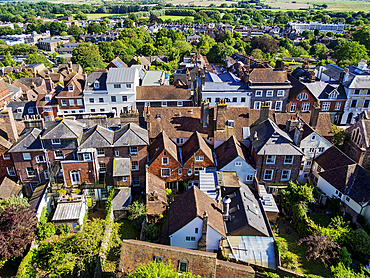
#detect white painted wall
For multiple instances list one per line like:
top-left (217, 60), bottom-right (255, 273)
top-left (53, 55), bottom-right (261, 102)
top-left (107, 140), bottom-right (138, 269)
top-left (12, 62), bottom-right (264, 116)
top-left (170, 217), bottom-right (203, 249)
top-left (206, 225), bottom-right (223, 251)
top-left (201, 92), bottom-right (251, 107)
top-left (220, 157), bottom-right (256, 184)
top-left (36, 183), bottom-right (52, 220)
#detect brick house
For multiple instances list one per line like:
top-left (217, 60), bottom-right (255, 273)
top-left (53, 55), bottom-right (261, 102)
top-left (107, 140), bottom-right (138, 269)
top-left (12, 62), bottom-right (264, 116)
top-left (0, 79), bottom-right (11, 108)
top-left (0, 136), bottom-right (15, 182)
top-left (36, 91), bottom-right (59, 121)
top-left (250, 116), bottom-right (303, 194)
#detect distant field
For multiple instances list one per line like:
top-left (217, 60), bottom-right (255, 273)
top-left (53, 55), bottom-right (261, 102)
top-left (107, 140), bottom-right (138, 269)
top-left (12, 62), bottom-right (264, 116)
top-left (84, 13), bottom-right (125, 19)
top-left (263, 0), bottom-right (370, 12)
top-left (165, 0), bottom-right (237, 7)
top-left (159, 15), bottom-right (193, 20)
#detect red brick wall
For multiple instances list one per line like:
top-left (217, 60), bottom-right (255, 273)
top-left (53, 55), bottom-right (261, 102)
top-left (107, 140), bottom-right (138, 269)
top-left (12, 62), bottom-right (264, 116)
top-left (287, 88), bottom-right (316, 112)
top-left (57, 97), bottom-right (84, 110)
top-left (0, 147), bottom-right (15, 180)
top-left (183, 149), bottom-right (215, 180)
top-left (326, 100), bottom-right (346, 112)
top-left (215, 260), bottom-right (255, 278)
top-left (0, 88), bottom-right (10, 108)
top-left (149, 149), bottom-right (182, 182)
top-left (62, 161), bottom-right (96, 185)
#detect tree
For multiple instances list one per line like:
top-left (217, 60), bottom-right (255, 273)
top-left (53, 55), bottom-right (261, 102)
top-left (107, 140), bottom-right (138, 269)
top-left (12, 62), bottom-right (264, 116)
top-left (72, 42), bottom-right (103, 70)
top-left (251, 36), bottom-right (279, 55)
top-left (25, 53), bottom-right (52, 67)
top-left (0, 195), bottom-right (29, 209)
top-left (333, 41), bottom-right (369, 66)
top-left (0, 204), bottom-right (37, 260)
top-left (140, 43), bottom-right (157, 56)
top-left (281, 181), bottom-right (315, 207)
top-left (125, 261), bottom-right (199, 278)
top-left (332, 125), bottom-right (350, 149)
top-left (298, 235), bottom-right (340, 267)
top-left (67, 24), bottom-right (82, 40)
top-left (331, 263), bottom-right (367, 278)
top-left (353, 26), bottom-right (370, 51)
top-left (37, 207), bottom-right (56, 242)
top-left (250, 48), bottom-right (264, 60)
top-left (207, 42), bottom-right (235, 63)
top-left (289, 45), bottom-right (309, 57)
top-left (98, 41), bottom-right (114, 62)
top-left (347, 229), bottom-right (370, 256)
top-left (310, 43), bottom-right (329, 59)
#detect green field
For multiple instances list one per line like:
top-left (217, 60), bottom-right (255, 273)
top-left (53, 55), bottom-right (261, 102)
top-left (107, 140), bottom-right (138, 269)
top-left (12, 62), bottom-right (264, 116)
top-left (159, 15), bottom-right (193, 20)
top-left (263, 0), bottom-right (370, 12)
top-left (84, 13), bottom-right (125, 19)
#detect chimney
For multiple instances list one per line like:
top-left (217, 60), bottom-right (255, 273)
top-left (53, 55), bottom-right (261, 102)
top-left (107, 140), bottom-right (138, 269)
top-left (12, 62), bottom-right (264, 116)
top-left (286, 116), bottom-right (299, 132)
top-left (201, 72), bottom-right (205, 88)
top-left (200, 100), bottom-right (209, 128)
top-left (24, 115), bottom-right (45, 132)
top-left (68, 61), bottom-right (73, 70)
top-left (310, 71), bottom-right (315, 82)
top-left (120, 109), bottom-right (139, 126)
top-left (293, 121), bottom-right (304, 146)
top-left (197, 211), bottom-right (208, 251)
top-left (216, 99), bottom-right (227, 130)
top-left (259, 102), bottom-right (270, 123)
top-left (1, 108), bottom-right (18, 142)
top-left (87, 115), bottom-right (107, 129)
top-left (222, 197), bottom-right (231, 221)
top-left (309, 102), bottom-right (320, 129)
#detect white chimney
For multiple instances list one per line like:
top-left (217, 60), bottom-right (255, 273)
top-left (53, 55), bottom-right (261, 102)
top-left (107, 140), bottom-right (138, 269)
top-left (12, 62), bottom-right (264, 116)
top-left (222, 197), bottom-right (232, 221)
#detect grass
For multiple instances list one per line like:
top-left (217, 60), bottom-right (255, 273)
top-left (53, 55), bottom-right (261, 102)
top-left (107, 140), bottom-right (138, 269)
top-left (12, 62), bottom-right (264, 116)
top-left (77, 13), bottom-right (125, 19)
top-left (276, 234), bottom-right (331, 277)
top-left (311, 213), bottom-right (331, 228)
top-left (159, 15), bottom-right (193, 21)
top-left (116, 219), bottom-right (140, 240)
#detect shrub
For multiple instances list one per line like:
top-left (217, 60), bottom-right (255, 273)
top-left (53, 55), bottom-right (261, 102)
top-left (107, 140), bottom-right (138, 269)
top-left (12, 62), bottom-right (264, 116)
top-left (16, 249), bottom-right (38, 278)
top-left (57, 224), bottom-right (71, 235)
top-left (143, 223), bottom-right (161, 242)
top-left (347, 229), bottom-right (370, 256)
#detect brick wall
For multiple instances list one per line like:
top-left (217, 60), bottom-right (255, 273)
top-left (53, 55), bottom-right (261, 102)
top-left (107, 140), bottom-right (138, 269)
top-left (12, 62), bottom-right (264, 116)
top-left (149, 149), bottom-right (182, 183)
top-left (0, 147), bottom-right (15, 180)
top-left (287, 88), bottom-right (315, 113)
top-left (183, 149), bottom-right (215, 180)
top-left (62, 161), bottom-right (96, 185)
top-left (215, 260), bottom-right (255, 278)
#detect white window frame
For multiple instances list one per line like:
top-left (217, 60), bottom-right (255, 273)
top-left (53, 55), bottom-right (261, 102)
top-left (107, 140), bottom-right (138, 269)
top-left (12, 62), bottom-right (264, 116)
top-left (77, 99), bottom-right (83, 106)
top-left (43, 107), bottom-right (52, 112)
top-left (176, 138), bottom-right (184, 144)
top-left (322, 102), bottom-right (331, 111)
top-left (99, 163), bottom-right (107, 173)
top-left (188, 169), bottom-right (192, 175)
top-left (28, 107), bottom-right (34, 114)
top-left (281, 170), bottom-right (291, 181)
top-left (122, 177), bottom-right (128, 182)
top-left (264, 169), bottom-right (273, 181)
top-left (6, 167), bottom-right (15, 176)
top-left (178, 168), bottom-right (182, 175)
top-left (335, 102), bottom-right (341, 111)
top-left (309, 148), bottom-right (315, 153)
top-left (61, 99), bottom-right (67, 106)
top-left (115, 150), bottom-right (119, 156)
top-left (255, 90), bottom-right (262, 97)
top-left (266, 90), bottom-right (273, 97)
top-left (178, 261), bottom-right (188, 273)
top-left (161, 168), bottom-right (171, 177)
top-left (297, 92), bottom-right (308, 101)
top-left (2, 154), bottom-right (10, 160)
top-left (162, 101), bottom-right (167, 107)
top-left (162, 157), bottom-right (169, 165)
top-left (194, 166), bottom-right (204, 176)
top-left (277, 90), bottom-right (284, 96)
top-left (254, 101), bottom-right (261, 110)
top-left (290, 103), bottom-right (297, 112)
top-left (177, 101), bottom-right (183, 107)
top-left (301, 103), bottom-right (310, 112)
top-left (122, 96), bottom-right (127, 101)
top-left (36, 155), bottom-right (45, 163)
top-left (111, 96), bottom-right (117, 103)
top-left (69, 99), bottom-right (75, 106)
top-left (97, 148), bottom-right (105, 157)
top-left (54, 150), bottom-right (63, 159)
top-left (22, 153), bottom-right (31, 160)
top-left (318, 147), bottom-right (324, 153)
top-left (114, 84), bottom-right (121, 89)
top-left (126, 83), bottom-right (132, 89)
top-left (68, 86), bottom-right (74, 92)
top-left (227, 120), bottom-right (234, 128)
top-left (235, 161), bottom-right (242, 166)
top-left (246, 174), bottom-right (253, 181)
top-left (89, 98), bottom-right (94, 103)
top-left (185, 236), bottom-right (196, 242)
top-left (44, 171), bottom-right (49, 180)
top-left (52, 139), bottom-right (61, 145)
top-left (131, 161), bottom-right (139, 171)
top-left (266, 155), bottom-right (276, 164)
top-left (275, 101), bottom-right (282, 111)
top-left (284, 155), bottom-right (293, 164)
top-left (26, 167), bottom-right (36, 177)
top-left (195, 156), bottom-right (204, 162)
top-left (130, 146), bottom-right (138, 155)
top-left (83, 153), bottom-right (92, 161)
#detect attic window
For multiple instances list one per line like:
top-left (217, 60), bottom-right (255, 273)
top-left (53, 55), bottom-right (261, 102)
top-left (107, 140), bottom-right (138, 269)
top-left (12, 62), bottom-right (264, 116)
top-left (229, 204), bottom-right (240, 214)
top-left (68, 86), bottom-right (74, 92)
top-left (16, 107), bottom-right (23, 113)
top-left (244, 192), bottom-right (254, 202)
top-left (45, 94), bottom-right (52, 102)
top-left (248, 205), bottom-right (258, 215)
top-left (94, 81), bottom-right (100, 89)
top-left (227, 120), bottom-right (234, 128)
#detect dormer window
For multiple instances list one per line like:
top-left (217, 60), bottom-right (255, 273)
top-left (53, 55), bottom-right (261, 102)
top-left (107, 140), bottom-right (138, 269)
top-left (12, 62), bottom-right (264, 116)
top-left (94, 81), bottom-right (100, 89)
top-left (227, 120), bottom-right (234, 128)
top-left (68, 86), bottom-right (74, 92)
top-left (45, 94), bottom-right (52, 102)
top-left (297, 92), bottom-right (308, 101)
top-left (328, 90), bottom-right (338, 99)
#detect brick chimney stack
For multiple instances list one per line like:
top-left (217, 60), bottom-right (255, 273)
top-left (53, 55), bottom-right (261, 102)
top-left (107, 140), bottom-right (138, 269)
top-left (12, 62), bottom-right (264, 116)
top-left (197, 211), bottom-right (208, 251)
top-left (216, 99), bottom-right (227, 131)
top-left (1, 107), bottom-right (18, 142)
top-left (309, 102), bottom-right (321, 129)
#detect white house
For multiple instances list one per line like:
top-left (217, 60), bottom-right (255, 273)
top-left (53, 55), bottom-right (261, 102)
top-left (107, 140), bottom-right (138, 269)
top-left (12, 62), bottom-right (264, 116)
top-left (215, 135), bottom-right (256, 184)
top-left (168, 186), bottom-right (226, 252)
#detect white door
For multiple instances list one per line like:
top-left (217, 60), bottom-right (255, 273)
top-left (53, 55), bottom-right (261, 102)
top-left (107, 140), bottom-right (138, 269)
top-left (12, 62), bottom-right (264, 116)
top-left (70, 170), bottom-right (80, 185)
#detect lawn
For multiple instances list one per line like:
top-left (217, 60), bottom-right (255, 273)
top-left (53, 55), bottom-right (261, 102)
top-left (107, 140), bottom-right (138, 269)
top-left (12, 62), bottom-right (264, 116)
top-left (116, 219), bottom-right (140, 240)
top-left (276, 234), bottom-right (331, 277)
top-left (159, 15), bottom-right (193, 21)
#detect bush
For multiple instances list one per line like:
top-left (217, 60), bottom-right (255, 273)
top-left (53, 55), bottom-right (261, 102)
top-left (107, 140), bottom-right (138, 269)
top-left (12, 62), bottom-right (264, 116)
top-left (16, 249), bottom-right (38, 278)
top-left (57, 224), bottom-right (71, 235)
top-left (143, 223), bottom-right (161, 242)
top-left (105, 187), bottom-right (115, 219)
top-left (347, 229), bottom-right (370, 256)
top-left (337, 247), bottom-right (352, 267)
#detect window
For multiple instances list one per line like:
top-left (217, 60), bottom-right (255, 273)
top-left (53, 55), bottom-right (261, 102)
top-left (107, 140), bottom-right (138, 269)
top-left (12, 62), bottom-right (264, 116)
top-left (83, 153), bottom-right (92, 161)
top-left (68, 86), bottom-right (74, 92)
top-left (322, 102), bottom-right (331, 111)
top-left (194, 167), bottom-right (204, 176)
top-left (111, 96), bottom-right (117, 102)
top-left (114, 84), bottom-right (121, 89)
top-left (43, 107), bottom-right (52, 112)
top-left (176, 138), bottom-right (184, 144)
top-left (185, 236), bottom-right (196, 242)
top-left (311, 135), bottom-right (316, 141)
top-left (2, 154), bottom-right (10, 160)
top-left (99, 98), bottom-right (104, 103)
top-left (281, 170), bottom-right (291, 181)
top-left (207, 98), bottom-right (211, 102)
top-left (145, 102), bottom-right (150, 107)
top-left (55, 150), bottom-right (63, 159)
top-left (354, 89), bottom-right (360, 95)
top-left (36, 155), bottom-right (45, 163)
top-left (162, 157), bottom-right (169, 165)
top-left (89, 98), bottom-right (94, 103)
top-left (264, 169), bottom-right (273, 180)
top-left (266, 155), bottom-right (276, 164)
top-left (317, 165), bottom-right (322, 172)
top-left (266, 90), bottom-right (273, 97)
top-left (255, 90), bottom-right (262, 97)
top-left (130, 146), bottom-right (138, 155)
top-left (77, 99), bottom-right (83, 106)
top-left (22, 153), bottom-right (31, 160)
top-left (235, 161), bottom-right (242, 166)
top-left (188, 169), bottom-right (192, 175)
top-left (215, 97), bottom-right (220, 103)
top-left (45, 115), bottom-right (54, 121)
top-left (266, 101), bottom-right (272, 109)
top-left (254, 101), bottom-right (261, 110)
top-left (290, 103), bottom-right (297, 112)
top-left (133, 177), bottom-right (140, 185)
top-left (94, 81), bottom-right (100, 89)
top-left (126, 84), bottom-right (132, 88)
top-left (351, 99), bottom-right (358, 108)
top-left (301, 103), bottom-right (310, 112)
top-left (97, 148), bottom-right (105, 157)
top-left (318, 147), bottom-right (324, 153)
top-left (246, 174), bottom-right (253, 181)
top-left (154, 256), bottom-right (163, 263)
top-left (162, 102), bottom-right (167, 107)
top-left (100, 109), bottom-right (105, 112)
top-left (178, 261), bottom-right (188, 273)
top-left (122, 177), bottom-right (127, 182)
top-left (115, 150), bottom-right (119, 156)
top-left (345, 197), bottom-right (350, 203)
top-left (45, 95), bottom-right (52, 102)
top-left (306, 161), bottom-right (312, 166)
top-left (241, 97), bottom-right (246, 102)
top-left (69, 99), bottom-right (75, 106)
top-left (99, 163), bottom-right (106, 173)
top-left (233, 97), bottom-right (237, 102)
top-left (122, 96), bottom-right (127, 101)
top-left (309, 148), bottom-right (315, 153)
top-left (44, 171), bottom-right (49, 180)
top-left (364, 100), bottom-right (370, 108)
top-left (195, 228), bottom-right (198, 234)
top-left (178, 168), bottom-right (182, 175)
top-left (6, 167), bottom-right (15, 176)
top-left (284, 155), bottom-right (293, 164)
top-left (30, 183), bottom-right (38, 192)
top-left (227, 120), bottom-right (234, 128)
top-left (131, 161), bottom-right (139, 171)
top-left (195, 156), bottom-right (204, 162)
top-left (91, 109), bottom-right (95, 112)
top-left (28, 107), bottom-right (34, 114)
top-left (277, 90), bottom-right (284, 96)
top-left (177, 101), bottom-right (183, 107)
top-left (52, 139), bottom-right (61, 145)
top-left (335, 102), bottom-right (341, 110)
top-left (26, 167), bottom-right (36, 177)
top-left (61, 100), bottom-right (67, 106)
top-left (297, 93), bottom-right (308, 100)
top-left (161, 168), bottom-right (171, 177)
top-left (275, 101), bottom-right (282, 111)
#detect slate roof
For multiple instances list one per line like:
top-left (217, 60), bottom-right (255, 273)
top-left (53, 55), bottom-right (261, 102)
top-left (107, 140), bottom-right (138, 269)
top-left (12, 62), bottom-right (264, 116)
top-left (215, 135), bottom-right (254, 170)
top-left (224, 184), bottom-right (270, 237)
top-left (168, 185), bottom-right (226, 237)
top-left (52, 202), bottom-right (83, 221)
top-left (321, 64), bottom-right (344, 81)
top-left (344, 75), bottom-right (370, 89)
top-left (9, 128), bottom-right (43, 152)
top-left (112, 187), bottom-right (131, 211)
top-left (106, 67), bottom-right (137, 83)
top-left (315, 146), bottom-right (356, 171)
top-left (301, 81), bottom-right (347, 100)
top-left (136, 86), bottom-right (191, 100)
top-left (79, 125), bottom-right (114, 148)
top-left (15, 78), bottom-right (46, 91)
top-left (249, 68), bottom-right (289, 84)
top-left (113, 123), bottom-right (149, 147)
top-left (106, 57), bottom-right (128, 69)
top-left (57, 73), bottom-right (85, 98)
top-left (6, 101), bottom-right (37, 120)
top-left (181, 131), bottom-right (214, 165)
top-left (41, 119), bottom-right (84, 140)
top-left (113, 158), bottom-right (131, 177)
top-left (84, 72), bottom-right (108, 92)
top-left (319, 164), bottom-right (370, 205)
top-left (0, 177), bottom-right (21, 199)
top-left (250, 118), bottom-right (303, 156)
top-left (202, 72), bottom-right (249, 92)
top-left (148, 131), bottom-right (179, 164)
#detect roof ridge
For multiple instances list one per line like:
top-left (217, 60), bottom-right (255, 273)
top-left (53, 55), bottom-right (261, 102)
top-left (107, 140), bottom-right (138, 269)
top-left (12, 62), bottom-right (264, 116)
top-left (128, 124), bottom-right (148, 145)
top-left (62, 119), bottom-right (80, 138)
